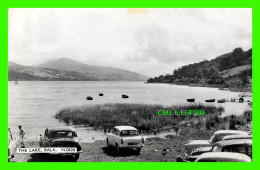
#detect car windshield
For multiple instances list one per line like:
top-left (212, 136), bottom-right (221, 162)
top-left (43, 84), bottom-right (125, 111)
top-left (50, 131), bottom-right (77, 138)
top-left (209, 134), bottom-right (216, 143)
top-left (209, 134), bottom-right (225, 143)
top-left (120, 130), bottom-right (138, 136)
top-left (212, 145), bottom-right (222, 152)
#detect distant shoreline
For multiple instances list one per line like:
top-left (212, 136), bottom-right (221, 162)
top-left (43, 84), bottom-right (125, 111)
top-left (146, 81), bottom-right (252, 93)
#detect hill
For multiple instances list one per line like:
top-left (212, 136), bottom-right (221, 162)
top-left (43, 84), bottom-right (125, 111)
top-left (8, 58), bottom-right (148, 81)
top-left (37, 58), bottom-right (148, 81)
top-left (147, 48), bottom-right (252, 92)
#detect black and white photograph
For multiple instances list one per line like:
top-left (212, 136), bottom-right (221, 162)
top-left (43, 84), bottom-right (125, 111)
top-left (8, 8), bottom-right (252, 162)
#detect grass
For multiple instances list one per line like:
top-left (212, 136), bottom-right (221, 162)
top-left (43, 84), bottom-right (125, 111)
top-left (55, 103), bottom-right (224, 132)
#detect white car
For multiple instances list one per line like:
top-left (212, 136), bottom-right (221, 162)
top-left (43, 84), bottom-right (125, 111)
top-left (8, 134), bottom-right (16, 162)
top-left (106, 126), bottom-right (144, 153)
top-left (184, 130), bottom-right (248, 156)
top-left (195, 152), bottom-right (252, 162)
top-left (222, 134), bottom-right (252, 141)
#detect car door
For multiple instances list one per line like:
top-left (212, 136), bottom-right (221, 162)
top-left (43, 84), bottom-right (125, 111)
top-left (109, 128), bottom-right (118, 146)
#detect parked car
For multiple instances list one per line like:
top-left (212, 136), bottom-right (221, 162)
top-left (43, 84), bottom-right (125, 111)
top-left (39, 127), bottom-right (83, 160)
top-left (8, 133), bottom-right (16, 162)
top-left (195, 152), bottom-right (252, 162)
top-left (222, 134), bottom-right (252, 141)
top-left (184, 139), bottom-right (252, 162)
top-left (184, 130), bottom-right (248, 156)
top-left (106, 126), bottom-right (144, 153)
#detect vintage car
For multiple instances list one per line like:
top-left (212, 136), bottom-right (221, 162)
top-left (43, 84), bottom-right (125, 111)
top-left (39, 127), bottom-right (83, 160)
top-left (182, 139), bottom-right (252, 162)
top-left (8, 133), bottom-right (16, 162)
top-left (222, 134), bottom-right (252, 141)
top-left (106, 126), bottom-right (144, 153)
top-left (194, 152), bottom-right (252, 162)
top-left (184, 130), bottom-right (248, 156)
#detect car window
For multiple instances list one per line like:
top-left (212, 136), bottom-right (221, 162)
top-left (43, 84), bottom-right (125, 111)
top-left (224, 145), bottom-right (247, 154)
top-left (120, 130), bottom-right (138, 136)
top-left (212, 145), bottom-right (222, 152)
top-left (45, 129), bottom-right (49, 137)
top-left (112, 128), bottom-right (118, 135)
top-left (247, 146), bottom-right (252, 157)
top-left (50, 131), bottom-right (77, 138)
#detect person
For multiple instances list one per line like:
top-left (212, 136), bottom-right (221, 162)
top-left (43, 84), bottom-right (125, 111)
top-left (18, 125), bottom-right (25, 148)
top-left (229, 115), bottom-right (236, 130)
top-left (246, 112), bottom-right (252, 127)
top-left (8, 128), bottom-right (13, 140)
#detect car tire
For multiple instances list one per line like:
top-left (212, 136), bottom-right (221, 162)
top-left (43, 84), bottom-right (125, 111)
top-left (135, 148), bottom-right (141, 154)
top-left (106, 138), bottom-right (111, 147)
top-left (116, 143), bottom-right (121, 152)
top-left (73, 154), bottom-right (80, 161)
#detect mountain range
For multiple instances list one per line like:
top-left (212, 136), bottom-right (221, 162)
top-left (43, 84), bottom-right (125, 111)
top-left (8, 58), bottom-right (149, 81)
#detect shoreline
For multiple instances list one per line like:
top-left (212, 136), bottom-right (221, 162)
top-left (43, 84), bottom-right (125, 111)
top-left (146, 82), bottom-right (252, 93)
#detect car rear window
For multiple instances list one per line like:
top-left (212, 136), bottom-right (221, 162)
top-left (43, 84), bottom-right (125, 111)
top-left (51, 131), bottom-right (77, 138)
top-left (120, 130), bottom-right (138, 136)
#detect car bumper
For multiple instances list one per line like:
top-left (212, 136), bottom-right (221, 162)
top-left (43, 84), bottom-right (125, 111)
top-left (120, 144), bottom-right (144, 149)
top-left (50, 150), bottom-right (83, 155)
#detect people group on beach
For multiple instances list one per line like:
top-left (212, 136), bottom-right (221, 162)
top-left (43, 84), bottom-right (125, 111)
top-left (8, 125), bottom-right (26, 148)
top-left (228, 112), bottom-right (252, 130)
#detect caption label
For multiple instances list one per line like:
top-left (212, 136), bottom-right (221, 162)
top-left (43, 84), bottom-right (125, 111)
top-left (17, 147), bottom-right (77, 153)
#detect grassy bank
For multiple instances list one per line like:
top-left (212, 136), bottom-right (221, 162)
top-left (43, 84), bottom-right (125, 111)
top-left (55, 103), bottom-right (224, 132)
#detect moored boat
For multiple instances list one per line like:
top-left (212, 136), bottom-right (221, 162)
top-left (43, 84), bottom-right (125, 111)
top-left (86, 96), bottom-right (93, 100)
top-left (205, 99), bottom-right (215, 102)
top-left (217, 99), bottom-right (225, 103)
top-left (122, 94), bottom-right (129, 98)
top-left (187, 98), bottom-right (195, 102)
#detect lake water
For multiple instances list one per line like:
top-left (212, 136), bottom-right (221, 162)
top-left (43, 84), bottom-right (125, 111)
top-left (8, 81), bottom-right (251, 143)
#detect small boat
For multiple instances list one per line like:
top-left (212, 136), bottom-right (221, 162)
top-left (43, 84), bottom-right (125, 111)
top-left (187, 98), bottom-right (195, 102)
top-left (99, 93), bottom-right (104, 96)
top-left (205, 99), bottom-right (215, 102)
top-left (217, 99), bottom-right (225, 103)
top-left (86, 96), bottom-right (93, 100)
top-left (122, 95), bottom-right (129, 98)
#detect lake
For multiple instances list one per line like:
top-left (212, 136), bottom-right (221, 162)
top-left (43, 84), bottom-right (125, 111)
top-left (8, 81), bottom-right (251, 143)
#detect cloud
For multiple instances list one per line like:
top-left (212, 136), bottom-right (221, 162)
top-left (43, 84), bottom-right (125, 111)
top-left (8, 8), bottom-right (252, 76)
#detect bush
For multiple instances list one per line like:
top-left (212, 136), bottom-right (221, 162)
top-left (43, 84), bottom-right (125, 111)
top-left (55, 103), bottom-right (225, 132)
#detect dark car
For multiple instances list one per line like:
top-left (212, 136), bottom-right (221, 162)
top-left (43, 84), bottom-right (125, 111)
top-left (178, 139), bottom-right (252, 162)
top-left (39, 127), bottom-right (83, 160)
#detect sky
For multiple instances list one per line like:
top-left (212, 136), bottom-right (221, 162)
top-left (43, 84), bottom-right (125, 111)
top-left (8, 8), bottom-right (252, 77)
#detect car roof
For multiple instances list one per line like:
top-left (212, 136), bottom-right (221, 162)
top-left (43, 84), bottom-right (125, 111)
top-left (215, 139), bottom-right (252, 147)
top-left (214, 130), bottom-right (248, 135)
top-left (196, 152), bottom-right (251, 162)
top-left (47, 127), bottom-right (76, 132)
top-left (222, 134), bottom-right (252, 140)
top-left (114, 126), bottom-right (137, 131)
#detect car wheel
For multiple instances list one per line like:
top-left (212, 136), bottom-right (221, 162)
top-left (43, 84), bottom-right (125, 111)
top-left (135, 148), bottom-right (141, 154)
top-left (116, 143), bottom-right (121, 152)
top-left (73, 154), bottom-right (80, 161)
top-left (106, 138), bottom-right (111, 147)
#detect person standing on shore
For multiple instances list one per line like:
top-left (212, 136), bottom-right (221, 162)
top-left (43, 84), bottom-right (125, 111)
top-left (8, 128), bottom-right (13, 140)
top-left (246, 112), bottom-right (252, 128)
top-left (18, 125), bottom-right (25, 148)
top-left (229, 115), bottom-right (236, 130)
